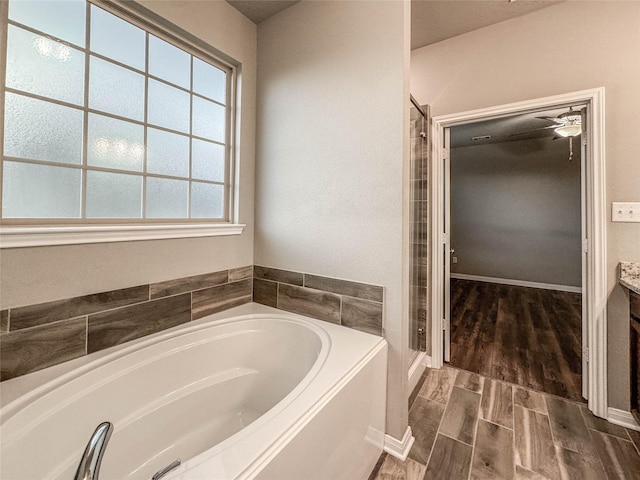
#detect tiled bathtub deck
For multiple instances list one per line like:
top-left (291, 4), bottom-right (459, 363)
top-left (373, 366), bottom-right (640, 480)
top-left (0, 265), bottom-right (384, 382)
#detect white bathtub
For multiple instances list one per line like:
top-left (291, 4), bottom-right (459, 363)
top-left (0, 303), bottom-right (387, 480)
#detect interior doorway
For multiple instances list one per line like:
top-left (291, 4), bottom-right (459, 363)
top-left (429, 89), bottom-right (608, 418)
top-left (446, 106), bottom-right (585, 401)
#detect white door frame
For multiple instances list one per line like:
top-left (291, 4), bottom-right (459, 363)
top-left (429, 88), bottom-right (607, 418)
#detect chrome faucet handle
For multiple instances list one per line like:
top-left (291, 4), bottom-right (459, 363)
top-left (74, 422), bottom-right (113, 480)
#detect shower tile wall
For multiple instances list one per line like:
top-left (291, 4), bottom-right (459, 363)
top-left (410, 103), bottom-right (429, 354)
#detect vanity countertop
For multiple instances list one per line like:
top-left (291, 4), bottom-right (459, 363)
top-left (620, 262), bottom-right (640, 295)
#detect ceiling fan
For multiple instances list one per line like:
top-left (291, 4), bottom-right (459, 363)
top-left (535, 107), bottom-right (582, 137)
top-left (510, 106), bottom-right (583, 160)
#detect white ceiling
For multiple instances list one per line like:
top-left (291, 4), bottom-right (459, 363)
top-left (226, 0), bottom-right (562, 49)
top-left (226, 0), bottom-right (299, 24)
top-left (411, 0), bottom-right (562, 50)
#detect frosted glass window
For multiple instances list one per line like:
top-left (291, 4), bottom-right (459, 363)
top-left (2, 162), bottom-right (81, 218)
top-left (193, 58), bottom-right (226, 104)
top-left (90, 5), bottom-right (145, 71)
top-left (86, 171), bottom-right (142, 218)
top-left (7, 25), bottom-right (85, 105)
top-left (192, 97), bottom-right (225, 143)
top-left (8, 0), bottom-right (86, 47)
top-left (148, 79), bottom-right (190, 133)
top-left (146, 178), bottom-right (189, 218)
top-left (191, 182), bottom-right (223, 218)
top-left (147, 128), bottom-right (189, 178)
top-left (89, 57), bottom-right (145, 121)
top-left (88, 114), bottom-right (144, 172)
top-left (4, 93), bottom-right (83, 164)
top-left (148, 35), bottom-right (190, 89)
top-left (192, 139), bottom-right (224, 182)
top-left (3, 0), bottom-right (232, 223)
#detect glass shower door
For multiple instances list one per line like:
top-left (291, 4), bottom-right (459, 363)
top-left (409, 98), bottom-right (429, 363)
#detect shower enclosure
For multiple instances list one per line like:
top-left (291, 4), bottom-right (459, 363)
top-left (408, 97), bottom-right (430, 366)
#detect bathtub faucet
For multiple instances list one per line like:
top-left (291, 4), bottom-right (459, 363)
top-left (73, 422), bottom-right (113, 480)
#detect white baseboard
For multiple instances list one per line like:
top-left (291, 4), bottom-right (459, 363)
top-left (450, 273), bottom-right (582, 293)
top-left (424, 355), bottom-right (432, 368)
top-left (408, 352), bottom-right (429, 395)
top-left (607, 407), bottom-right (640, 432)
top-left (384, 426), bottom-right (415, 461)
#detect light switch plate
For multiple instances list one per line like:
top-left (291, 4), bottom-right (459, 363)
top-left (612, 202), bottom-right (640, 222)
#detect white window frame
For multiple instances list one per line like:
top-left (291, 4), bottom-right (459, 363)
top-left (0, 0), bottom-right (245, 248)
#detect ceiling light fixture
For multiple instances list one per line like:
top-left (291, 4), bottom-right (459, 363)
top-left (554, 119), bottom-right (582, 137)
top-left (553, 109), bottom-right (582, 137)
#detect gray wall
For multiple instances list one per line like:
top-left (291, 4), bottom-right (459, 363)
top-left (411, 0), bottom-right (640, 410)
top-left (255, 1), bottom-right (411, 439)
top-left (450, 137), bottom-right (582, 288)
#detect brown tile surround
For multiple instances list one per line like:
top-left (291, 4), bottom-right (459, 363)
top-left (0, 266), bottom-right (254, 382)
top-left (0, 265), bottom-right (384, 382)
top-left (342, 296), bottom-right (384, 336)
top-left (304, 273), bottom-right (383, 302)
top-left (192, 279), bottom-right (253, 319)
top-left (10, 285), bottom-right (150, 331)
top-left (0, 309), bottom-right (8, 334)
top-left (149, 271), bottom-right (228, 299)
top-left (87, 294), bottom-right (192, 353)
top-left (277, 283), bottom-right (342, 324)
top-left (1, 317), bottom-right (86, 380)
top-left (252, 265), bottom-right (384, 336)
top-left (254, 265), bottom-right (303, 285)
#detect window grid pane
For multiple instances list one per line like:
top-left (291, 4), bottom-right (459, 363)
top-left (3, 0), bottom-right (232, 222)
top-left (7, 25), bottom-right (85, 106)
top-left (8, 0), bottom-right (86, 47)
top-left (87, 113), bottom-right (145, 172)
top-left (86, 170), bottom-right (142, 218)
top-left (4, 92), bottom-right (84, 165)
top-left (90, 4), bottom-right (145, 71)
top-left (2, 161), bottom-right (82, 218)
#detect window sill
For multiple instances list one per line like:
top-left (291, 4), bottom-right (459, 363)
top-left (0, 223), bottom-right (246, 248)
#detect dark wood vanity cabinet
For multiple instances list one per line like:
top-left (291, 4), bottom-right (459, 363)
top-left (631, 290), bottom-right (640, 423)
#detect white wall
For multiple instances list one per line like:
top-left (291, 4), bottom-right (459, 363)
top-left (451, 137), bottom-right (582, 287)
top-left (255, 1), bottom-right (411, 439)
top-left (0, 1), bottom-right (257, 308)
top-left (411, 0), bottom-right (640, 410)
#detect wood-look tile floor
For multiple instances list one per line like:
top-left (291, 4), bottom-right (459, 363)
top-left (372, 366), bottom-right (640, 480)
top-left (449, 279), bottom-right (583, 402)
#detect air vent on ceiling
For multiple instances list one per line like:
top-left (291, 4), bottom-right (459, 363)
top-left (471, 135), bottom-right (492, 142)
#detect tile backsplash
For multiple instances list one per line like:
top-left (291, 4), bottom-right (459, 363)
top-left (0, 265), bottom-right (384, 382)
top-left (0, 266), bottom-right (253, 382)
top-left (253, 266), bottom-right (384, 336)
